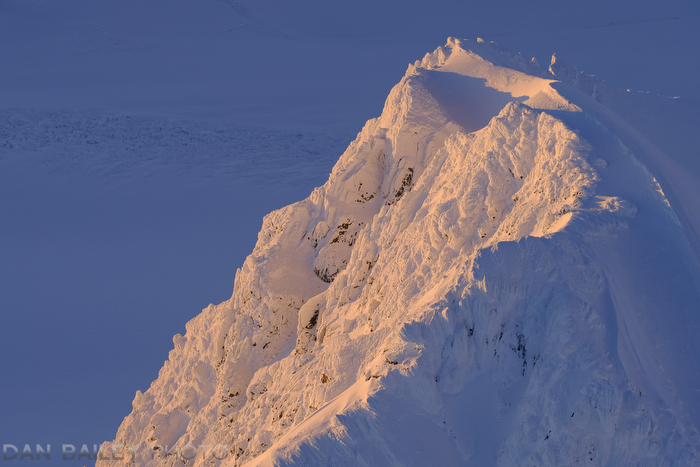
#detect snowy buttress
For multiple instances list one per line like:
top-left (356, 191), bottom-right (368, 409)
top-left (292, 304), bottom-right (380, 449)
top-left (100, 38), bottom-right (700, 466)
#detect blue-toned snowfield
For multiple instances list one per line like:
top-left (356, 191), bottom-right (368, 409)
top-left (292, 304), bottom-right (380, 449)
top-left (1, 1), bottom-right (698, 466)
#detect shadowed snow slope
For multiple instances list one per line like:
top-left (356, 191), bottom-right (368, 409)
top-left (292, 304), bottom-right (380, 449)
top-left (99, 38), bottom-right (700, 466)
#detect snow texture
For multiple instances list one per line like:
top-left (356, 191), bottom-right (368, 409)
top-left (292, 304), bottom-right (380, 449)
top-left (99, 39), bottom-right (700, 466)
top-left (0, 111), bottom-right (348, 181)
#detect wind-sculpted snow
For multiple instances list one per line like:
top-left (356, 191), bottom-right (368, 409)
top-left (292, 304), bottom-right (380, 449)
top-left (101, 39), bottom-right (700, 466)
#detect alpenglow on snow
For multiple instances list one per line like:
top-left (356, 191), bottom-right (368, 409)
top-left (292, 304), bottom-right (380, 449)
top-left (99, 38), bottom-right (700, 466)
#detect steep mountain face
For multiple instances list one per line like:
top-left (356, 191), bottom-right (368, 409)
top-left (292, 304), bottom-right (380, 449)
top-left (100, 38), bottom-right (700, 466)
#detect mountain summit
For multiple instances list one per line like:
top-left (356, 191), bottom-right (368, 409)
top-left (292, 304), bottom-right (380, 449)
top-left (100, 38), bottom-right (700, 466)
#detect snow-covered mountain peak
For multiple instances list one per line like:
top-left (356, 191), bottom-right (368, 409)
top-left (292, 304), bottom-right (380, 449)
top-left (100, 38), bottom-right (700, 466)
top-left (409, 39), bottom-right (580, 126)
top-left (417, 37), bottom-right (544, 75)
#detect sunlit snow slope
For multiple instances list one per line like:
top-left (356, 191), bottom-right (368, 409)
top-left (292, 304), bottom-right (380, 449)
top-left (100, 38), bottom-right (700, 466)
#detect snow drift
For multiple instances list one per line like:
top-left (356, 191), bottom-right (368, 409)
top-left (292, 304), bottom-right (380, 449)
top-left (99, 38), bottom-right (700, 466)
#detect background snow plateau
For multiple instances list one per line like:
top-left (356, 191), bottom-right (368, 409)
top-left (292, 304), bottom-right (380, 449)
top-left (1, 1), bottom-right (699, 465)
